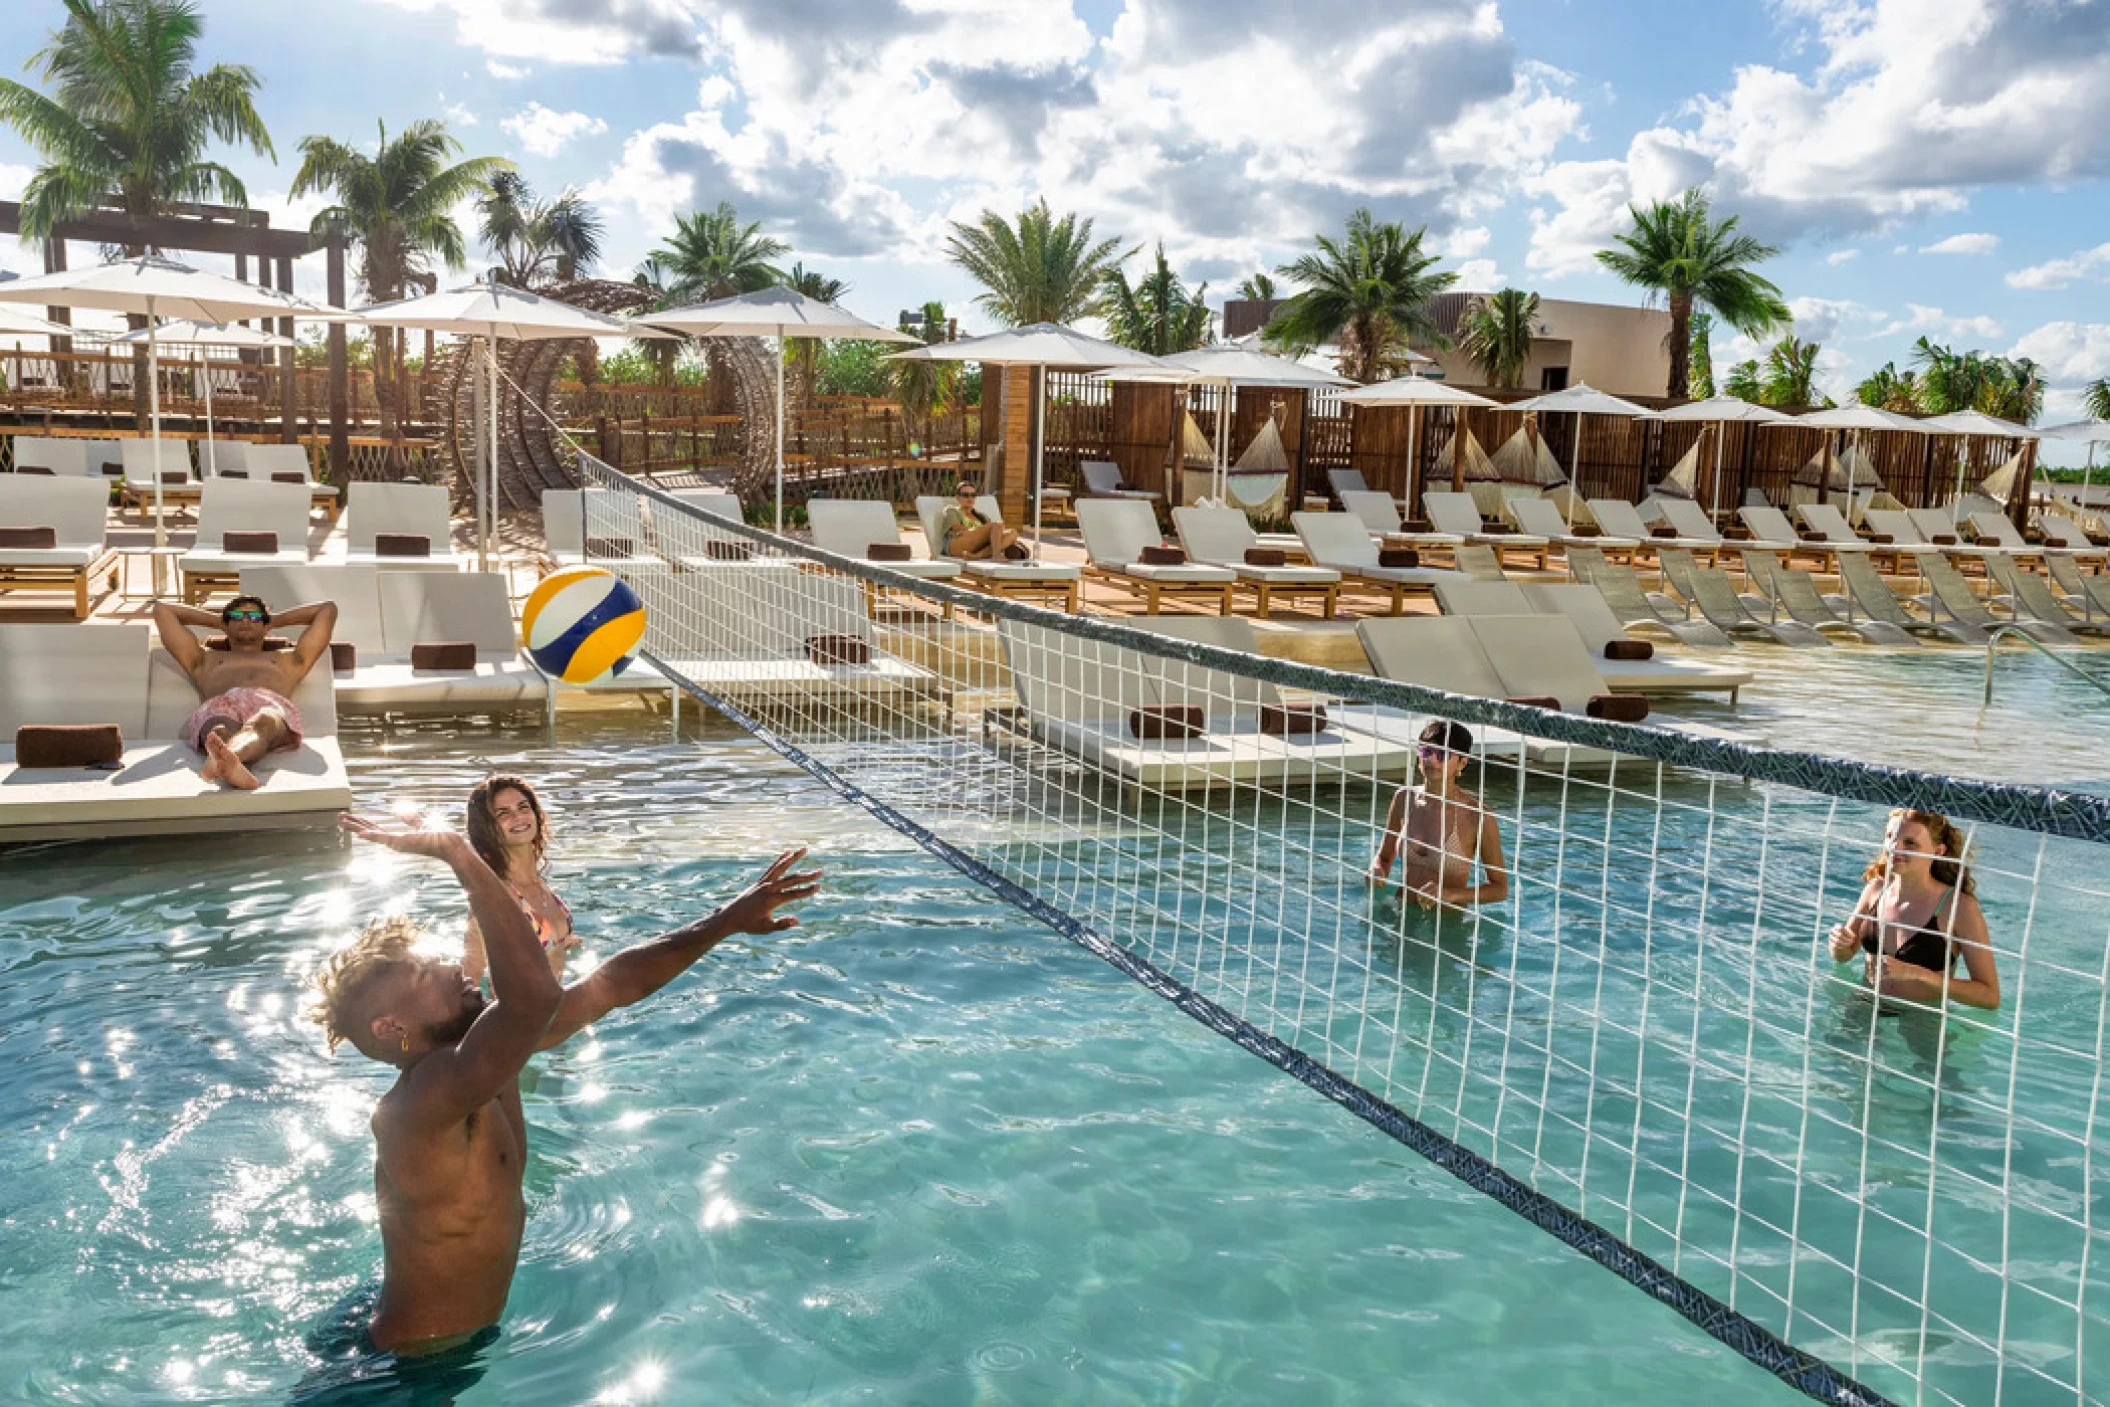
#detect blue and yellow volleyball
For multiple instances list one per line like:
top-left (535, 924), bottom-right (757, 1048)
top-left (522, 566), bottom-right (646, 683)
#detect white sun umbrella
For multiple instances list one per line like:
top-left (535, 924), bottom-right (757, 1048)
top-left (635, 287), bottom-right (919, 532)
top-left (1782, 402), bottom-right (1930, 511)
top-left (1505, 382), bottom-right (1657, 524)
top-left (111, 320), bottom-right (294, 477)
top-left (1921, 408), bottom-right (2037, 517)
top-left (1097, 343), bottom-right (1348, 500)
top-left (0, 255), bottom-right (346, 547)
top-left (889, 322), bottom-right (1168, 552)
top-left (2039, 418), bottom-right (2110, 520)
top-left (1654, 395), bottom-right (1794, 520)
top-left (351, 275), bottom-right (635, 570)
top-left (1335, 373), bottom-right (1501, 510)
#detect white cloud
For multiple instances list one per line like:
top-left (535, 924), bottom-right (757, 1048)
top-left (1786, 296), bottom-right (1881, 343)
top-left (502, 102), bottom-right (609, 158)
top-left (1453, 258), bottom-right (1504, 289)
top-left (2008, 321), bottom-right (2110, 383)
top-left (486, 59), bottom-right (529, 79)
top-left (368, 0), bottom-right (705, 65)
top-left (2006, 242), bottom-right (2110, 290)
top-left (1920, 231), bottom-right (1999, 254)
top-left (437, 93), bottom-right (478, 128)
top-left (1825, 248), bottom-right (1860, 266)
top-left (1876, 302), bottom-right (2003, 341)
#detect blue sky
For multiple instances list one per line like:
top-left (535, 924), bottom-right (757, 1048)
top-left (6, 0), bottom-right (2110, 456)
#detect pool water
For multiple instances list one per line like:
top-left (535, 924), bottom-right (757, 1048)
top-left (0, 716), bottom-right (1783, 1405)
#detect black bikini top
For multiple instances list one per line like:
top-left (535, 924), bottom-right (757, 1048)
top-left (1861, 887), bottom-right (1955, 972)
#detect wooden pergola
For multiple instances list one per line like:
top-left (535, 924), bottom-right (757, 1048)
top-left (0, 199), bottom-right (353, 476)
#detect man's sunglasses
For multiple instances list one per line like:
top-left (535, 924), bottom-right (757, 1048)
top-left (223, 608), bottom-right (268, 623)
top-left (1416, 744), bottom-right (1453, 760)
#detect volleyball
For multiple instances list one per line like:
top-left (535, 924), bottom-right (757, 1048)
top-left (522, 566), bottom-right (646, 683)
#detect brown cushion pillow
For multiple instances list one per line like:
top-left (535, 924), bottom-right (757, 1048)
top-left (1138, 544), bottom-right (1185, 565)
top-left (330, 640), bottom-right (356, 672)
top-left (161, 470), bottom-right (188, 484)
top-left (218, 469), bottom-right (249, 479)
top-left (0, 525), bottom-right (57, 549)
top-left (100, 460), bottom-right (124, 477)
top-left (1866, 532), bottom-right (1894, 544)
top-left (271, 470), bottom-right (307, 485)
top-left (1799, 528), bottom-right (1825, 542)
top-left (1128, 704), bottom-right (1203, 739)
top-left (806, 633), bottom-right (869, 666)
top-left (1377, 547), bottom-right (1420, 569)
top-left (1402, 518), bottom-right (1434, 534)
top-left (1586, 693), bottom-right (1651, 722)
top-left (1260, 703), bottom-right (1328, 735)
top-left (375, 532), bottom-right (431, 557)
top-left (1571, 524), bottom-right (1602, 538)
top-left (705, 539), bottom-right (755, 561)
top-left (1930, 533), bottom-right (1957, 546)
top-left (203, 634), bottom-right (294, 651)
top-left (222, 530), bottom-right (278, 554)
top-left (17, 465), bottom-right (55, 476)
top-left (585, 535), bottom-right (635, 558)
top-left (1504, 695), bottom-right (1561, 711)
top-left (1482, 522), bottom-right (1513, 535)
top-left (1602, 639), bottom-right (1653, 661)
top-left (1243, 547), bottom-right (1286, 567)
top-left (411, 641), bottom-right (476, 670)
top-left (15, 724), bottom-right (123, 768)
top-left (867, 542), bottom-right (912, 562)
top-left (1650, 525), bottom-right (1679, 539)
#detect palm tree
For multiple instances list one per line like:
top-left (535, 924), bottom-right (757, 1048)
top-left (1596, 187), bottom-right (1790, 398)
top-left (2085, 378), bottom-right (2110, 422)
top-left (1910, 339), bottom-right (2044, 423)
top-left (645, 201), bottom-right (787, 304)
top-left (1856, 362), bottom-right (1922, 413)
top-left (1234, 273), bottom-right (1277, 301)
top-left (1759, 335), bottom-right (1824, 408)
top-left (0, 0), bottom-right (274, 237)
top-left (1687, 310), bottom-right (1716, 398)
top-left (1455, 288), bottom-right (1538, 389)
top-left (1723, 359), bottom-right (1763, 403)
top-left (1103, 244), bottom-right (1212, 355)
top-left (890, 299), bottom-right (961, 445)
top-left (1269, 209), bottom-right (1456, 383)
top-left (782, 262), bottom-right (848, 403)
top-left (477, 171), bottom-right (604, 289)
top-left (293, 119), bottom-right (509, 438)
top-left (944, 199), bottom-right (1130, 326)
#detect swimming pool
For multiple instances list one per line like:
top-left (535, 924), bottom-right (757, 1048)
top-left (1, 715), bottom-right (1784, 1404)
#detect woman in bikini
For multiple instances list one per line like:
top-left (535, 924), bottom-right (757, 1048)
top-left (1828, 808), bottom-right (1999, 1010)
top-left (1369, 721), bottom-right (1509, 911)
top-left (936, 480), bottom-right (1021, 560)
top-left (461, 774), bottom-right (577, 981)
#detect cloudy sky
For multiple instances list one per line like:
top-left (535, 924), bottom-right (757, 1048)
top-left (5, 0), bottom-right (2110, 447)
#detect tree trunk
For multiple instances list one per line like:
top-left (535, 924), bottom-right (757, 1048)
top-left (1666, 290), bottom-right (1693, 399)
top-left (374, 325), bottom-right (398, 441)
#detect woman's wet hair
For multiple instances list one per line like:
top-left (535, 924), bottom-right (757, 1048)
top-left (1419, 719), bottom-right (1474, 755)
top-left (1864, 807), bottom-right (1976, 895)
top-left (466, 774), bottom-right (548, 879)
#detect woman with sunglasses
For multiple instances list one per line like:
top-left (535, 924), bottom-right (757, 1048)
top-left (1827, 808), bottom-right (1999, 1010)
top-left (936, 480), bottom-right (1021, 560)
top-left (1369, 721), bottom-right (1509, 911)
top-left (459, 774), bottom-right (578, 982)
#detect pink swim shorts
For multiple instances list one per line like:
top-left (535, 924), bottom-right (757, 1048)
top-left (183, 687), bottom-right (303, 752)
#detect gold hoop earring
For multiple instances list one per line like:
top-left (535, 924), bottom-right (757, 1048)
top-left (400, 1036), bottom-right (409, 1052)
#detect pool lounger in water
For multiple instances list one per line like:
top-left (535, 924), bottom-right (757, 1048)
top-left (1355, 614), bottom-right (1750, 769)
top-left (997, 615), bottom-right (1422, 791)
top-left (650, 569), bottom-right (941, 705)
top-left (0, 621), bottom-right (351, 842)
top-left (1432, 578), bottom-right (1754, 699)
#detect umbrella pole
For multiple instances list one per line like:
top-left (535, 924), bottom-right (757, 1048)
top-left (1952, 436), bottom-right (1968, 513)
top-left (1565, 416), bottom-right (1579, 527)
top-left (489, 336), bottom-right (499, 571)
top-left (1406, 407), bottom-right (1418, 517)
top-left (774, 332), bottom-right (785, 534)
top-left (204, 353), bottom-right (216, 477)
top-left (148, 301), bottom-right (166, 551)
top-left (1711, 422), bottom-right (1723, 523)
top-left (1032, 363), bottom-right (1046, 555)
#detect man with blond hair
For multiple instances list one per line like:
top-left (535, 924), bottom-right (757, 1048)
top-left (313, 812), bottom-right (820, 1358)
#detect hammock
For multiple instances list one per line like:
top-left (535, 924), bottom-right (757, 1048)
top-left (1489, 426), bottom-right (1568, 486)
top-left (1979, 447), bottom-right (2024, 504)
top-left (1433, 426), bottom-right (1499, 482)
top-left (1179, 411), bottom-right (1216, 468)
top-left (1654, 439), bottom-right (1701, 500)
top-left (1235, 415), bottom-right (1290, 472)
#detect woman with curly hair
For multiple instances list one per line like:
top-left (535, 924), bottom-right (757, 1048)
top-left (1828, 808), bottom-right (2000, 1010)
top-left (461, 774), bottom-right (577, 982)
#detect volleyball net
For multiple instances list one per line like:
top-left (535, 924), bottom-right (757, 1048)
top-left (574, 454), bottom-right (2110, 1406)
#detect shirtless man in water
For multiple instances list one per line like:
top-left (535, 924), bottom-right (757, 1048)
top-left (312, 814), bottom-right (821, 1354)
top-left (150, 593), bottom-right (336, 790)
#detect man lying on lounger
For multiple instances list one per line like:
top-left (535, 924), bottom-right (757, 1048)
top-left (309, 816), bottom-right (820, 1360)
top-left (150, 593), bottom-right (337, 790)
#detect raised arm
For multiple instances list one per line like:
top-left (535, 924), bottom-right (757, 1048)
top-left (276, 600), bottom-right (338, 675)
top-left (539, 848), bottom-right (821, 1050)
top-left (150, 600), bottom-right (220, 673)
top-left (341, 816), bottom-right (561, 1131)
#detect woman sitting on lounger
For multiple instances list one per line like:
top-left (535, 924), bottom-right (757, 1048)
top-left (938, 481), bottom-right (1021, 560)
top-left (1369, 721), bottom-right (1509, 910)
top-left (1828, 808), bottom-right (1999, 1010)
top-left (461, 774), bottom-right (577, 981)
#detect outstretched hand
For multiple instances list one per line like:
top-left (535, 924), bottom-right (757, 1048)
top-left (340, 812), bottom-right (469, 862)
top-left (718, 847), bottom-right (823, 936)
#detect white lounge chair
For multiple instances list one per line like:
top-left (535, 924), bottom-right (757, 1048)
top-left (1078, 498), bottom-right (1234, 614)
top-left (1434, 577), bottom-right (1753, 700)
top-left (651, 569), bottom-right (939, 706)
top-left (1336, 489), bottom-right (1465, 553)
top-left (12, 436), bottom-right (117, 478)
top-left (1329, 467), bottom-right (1400, 510)
top-left (1290, 511), bottom-right (1467, 614)
top-left (199, 440), bottom-right (248, 476)
top-left (1173, 506), bottom-right (1340, 618)
top-left (342, 482), bottom-right (468, 571)
top-left (2038, 510), bottom-right (2106, 555)
top-left (1563, 545), bottom-right (1733, 649)
top-left (0, 474), bottom-right (116, 619)
top-left (178, 480), bottom-right (315, 603)
top-left (1740, 504), bottom-right (1865, 567)
top-left (1509, 494), bottom-right (1640, 553)
top-left (806, 499), bottom-right (961, 580)
top-left (1968, 511), bottom-right (2094, 564)
top-left (1985, 553), bottom-right (2110, 638)
top-left (914, 494), bottom-right (1080, 611)
top-left (1911, 551), bottom-right (2075, 646)
top-left (1864, 509), bottom-right (1997, 562)
top-left (1079, 459), bottom-right (1160, 502)
top-left (235, 444), bottom-right (341, 518)
top-left (1653, 496), bottom-right (1799, 554)
top-left (666, 488), bottom-right (743, 520)
top-left (0, 621), bottom-right (351, 842)
top-left (1655, 548), bottom-right (1831, 646)
top-left (1736, 549), bottom-right (1918, 647)
top-left (1589, 498), bottom-right (1717, 558)
top-left (1422, 491), bottom-right (1551, 566)
top-left (1832, 553), bottom-right (1985, 646)
top-left (119, 438), bottom-right (200, 508)
top-left (540, 488), bottom-right (664, 573)
top-left (2046, 553), bottom-right (2110, 622)
top-left (1796, 502), bottom-right (1880, 552)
